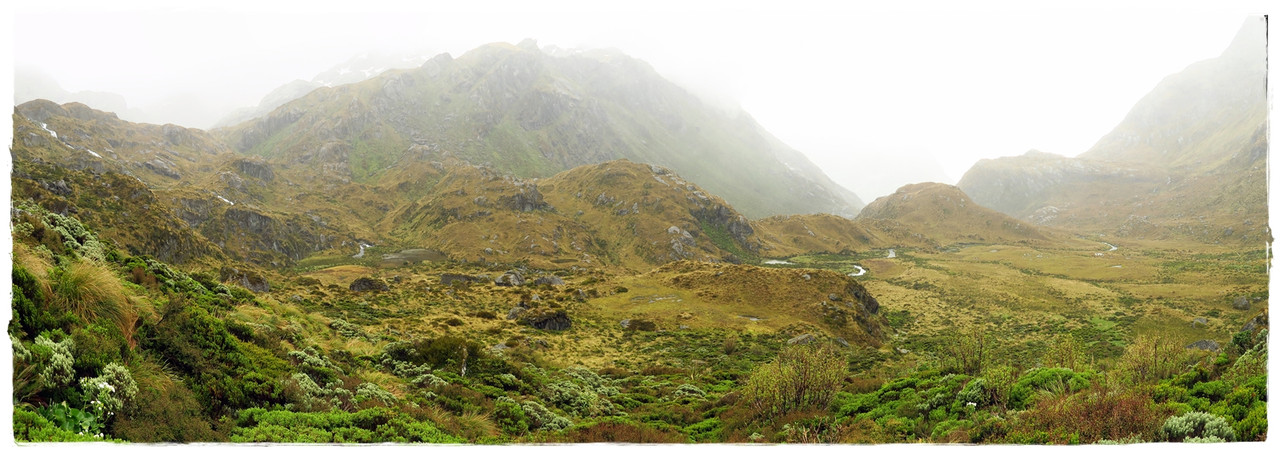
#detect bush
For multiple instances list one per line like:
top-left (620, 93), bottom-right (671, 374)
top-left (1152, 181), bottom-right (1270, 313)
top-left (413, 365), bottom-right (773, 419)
top-left (231, 408), bottom-right (459, 443)
top-left (493, 397), bottom-right (529, 435)
top-left (521, 401), bottom-right (570, 431)
top-left (1116, 334), bottom-right (1190, 384)
top-left (1160, 411), bottom-right (1236, 442)
top-left (1008, 368), bottom-right (1092, 410)
top-left (741, 344), bottom-right (846, 420)
top-left (557, 418), bottom-right (686, 443)
top-left (1016, 383), bottom-right (1166, 444)
top-left (13, 406), bottom-right (107, 442)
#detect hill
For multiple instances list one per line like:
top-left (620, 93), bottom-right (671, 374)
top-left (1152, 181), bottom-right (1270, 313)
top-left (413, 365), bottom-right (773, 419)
top-left (957, 18), bottom-right (1268, 244)
top-left (856, 183), bottom-right (1051, 246)
top-left (214, 40), bottom-right (863, 219)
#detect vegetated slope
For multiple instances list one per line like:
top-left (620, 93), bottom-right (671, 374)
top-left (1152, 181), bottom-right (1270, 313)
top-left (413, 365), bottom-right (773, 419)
top-left (214, 40), bottom-right (863, 219)
top-left (603, 260), bottom-right (889, 348)
top-left (856, 183), bottom-right (1051, 247)
top-left (957, 17), bottom-right (1268, 244)
top-left (10, 103), bottom-right (364, 268)
top-left (752, 213), bottom-right (934, 257)
top-left (383, 159), bottom-right (764, 270)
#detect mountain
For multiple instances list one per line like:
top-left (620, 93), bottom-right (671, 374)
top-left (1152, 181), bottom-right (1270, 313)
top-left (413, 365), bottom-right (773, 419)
top-left (10, 100), bottom-right (772, 271)
top-left (212, 51), bottom-right (438, 128)
top-left (957, 17), bottom-right (1268, 244)
top-left (215, 40), bottom-right (864, 219)
top-left (10, 100), bottom-right (363, 268)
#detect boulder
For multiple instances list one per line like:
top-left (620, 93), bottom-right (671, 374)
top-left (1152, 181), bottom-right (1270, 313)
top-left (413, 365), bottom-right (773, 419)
top-left (1191, 317), bottom-right (1209, 328)
top-left (349, 277), bottom-right (388, 293)
top-left (1185, 339), bottom-right (1221, 352)
top-left (1232, 296), bottom-right (1250, 310)
top-left (222, 267), bottom-right (271, 293)
top-left (520, 309), bottom-right (571, 331)
top-left (533, 275), bottom-right (565, 286)
top-left (1241, 311), bottom-right (1269, 333)
top-left (787, 333), bottom-right (817, 345)
top-left (495, 271), bottom-right (525, 287)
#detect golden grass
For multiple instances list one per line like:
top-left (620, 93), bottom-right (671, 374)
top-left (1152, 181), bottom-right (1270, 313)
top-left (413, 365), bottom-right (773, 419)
top-left (51, 258), bottom-right (134, 331)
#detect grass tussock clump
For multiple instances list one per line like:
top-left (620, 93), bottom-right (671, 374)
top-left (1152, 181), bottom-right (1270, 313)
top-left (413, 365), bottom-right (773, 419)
top-left (51, 259), bottom-right (134, 331)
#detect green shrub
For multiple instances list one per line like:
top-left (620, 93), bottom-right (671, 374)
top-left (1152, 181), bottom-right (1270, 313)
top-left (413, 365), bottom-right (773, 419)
top-left (79, 362), bottom-right (138, 423)
top-left (353, 382), bottom-right (396, 406)
top-left (232, 408), bottom-right (459, 443)
top-left (13, 405), bottom-right (107, 442)
top-left (1160, 411), bottom-right (1236, 442)
top-left (521, 401), bottom-right (570, 431)
top-left (741, 344), bottom-right (846, 420)
top-left (684, 417), bottom-right (723, 442)
top-left (493, 397), bottom-right (529, 435)
top-left (1008, 368), bottom-right (1092, 410)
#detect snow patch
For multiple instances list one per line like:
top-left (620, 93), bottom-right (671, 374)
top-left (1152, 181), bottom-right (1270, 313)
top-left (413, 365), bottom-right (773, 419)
top-left (352, 242), bottom-right (373, 259)
top-left (848, 265), bottom-right (867, 277)
top-left (216, 195), bottom-right (235, 206)
top-left (763, 260), bottom-right (793, 265)
top-left (86, 149), bottom-right (102, 158)
top-left (887, 249), bottom-right (897, 258)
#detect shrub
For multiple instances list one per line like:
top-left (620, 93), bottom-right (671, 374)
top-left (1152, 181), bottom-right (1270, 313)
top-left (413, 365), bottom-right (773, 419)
top-left (353, 382), bottom-right (396, 406)
top-left (940, 327), bottom-right (993, 375)
top-left (1160, 411), bottom-right (1236, 442)
top-left (558, 418), bottom-right (686, 443)
top-left (79, 362), bottom-right (139, 423)
top-left (493, 397), bottom-right (529, 435)
top-left (111, 364), bottom-right (222, 442)
top-left (1008, 368), bottom-right (1092, 410)
top-left (1016, 383), bottom-right (1166, 444)
top-left (521, 401), bottom-right (571, 431)
top-left (741, 344), bottom-right (846, 420)
top-left (1042, 334), bottom-right (1091, 372)
top-left (14, 405), bottom-right (106, 442)
top-left (1116, 334), bottom-right (1190, 384)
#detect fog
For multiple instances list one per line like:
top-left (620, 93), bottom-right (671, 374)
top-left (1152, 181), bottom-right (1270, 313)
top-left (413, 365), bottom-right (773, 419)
top-left (9, 0), bottom-right (1268, 201)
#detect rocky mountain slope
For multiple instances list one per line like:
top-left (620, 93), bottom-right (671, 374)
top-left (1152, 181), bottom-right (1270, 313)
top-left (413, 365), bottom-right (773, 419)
top-left (214, 40), bottom-right (863, 219)
top-left (957, 18), bottom-right (1268, 244)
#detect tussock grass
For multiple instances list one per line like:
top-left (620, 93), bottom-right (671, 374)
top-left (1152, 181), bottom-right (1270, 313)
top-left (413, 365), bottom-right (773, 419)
top-left (13, 242), bottom-right (54, 301)
top-left (51, 258), bottom-right (133, 331)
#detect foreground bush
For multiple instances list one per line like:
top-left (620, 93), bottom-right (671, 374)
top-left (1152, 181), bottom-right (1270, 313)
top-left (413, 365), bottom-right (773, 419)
top-left (742, 344), bottom-right (846, 420)
top-left (1160, 411), bottom-right (1236, 442)
top-left (231, 407), bottom-right (460, 443)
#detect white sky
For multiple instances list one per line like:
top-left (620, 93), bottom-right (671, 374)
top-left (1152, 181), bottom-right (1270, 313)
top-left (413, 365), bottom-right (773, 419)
top-left (6, 0), bottom-right (1274, 200)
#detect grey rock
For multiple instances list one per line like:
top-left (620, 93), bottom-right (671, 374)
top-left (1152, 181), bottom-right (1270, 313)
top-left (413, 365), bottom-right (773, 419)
top-left (507, 306), bottom-right (528, 320)
top-left (1185, 339), bottom-right (1221, 352)
top-left (222, 267), bottom-right (270, 293)
top-left (523, 309), bottom-right (572, 331)
top-left (533, 275), bottom-right (565, 286)
top-left (787, 333), bottom-right (817, 345)
top-left (828, 293), bottom-right (843, 302)
top-left (1191, 317), bottom-right (1209, 328)
top-left (495, 271), bottom-right (525, 287)
top-left (441, 273), bottom-right (480, 285)
top-left (349, 277), bottom-right (388, 293)
top-left (1232, 296), bottom-right (1250, 310)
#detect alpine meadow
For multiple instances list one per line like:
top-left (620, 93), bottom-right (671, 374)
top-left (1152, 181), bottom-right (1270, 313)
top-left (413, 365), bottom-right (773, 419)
top-left (7, 9), bottom-right (1271, 446)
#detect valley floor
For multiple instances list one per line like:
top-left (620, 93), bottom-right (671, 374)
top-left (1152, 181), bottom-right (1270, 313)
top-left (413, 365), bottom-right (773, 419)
top-left (11, 206), bottom-right (1269, 443)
